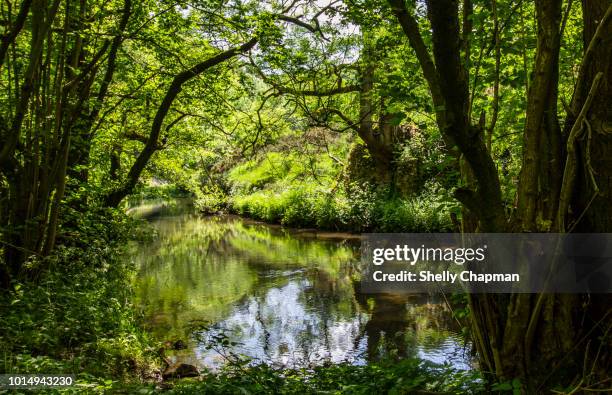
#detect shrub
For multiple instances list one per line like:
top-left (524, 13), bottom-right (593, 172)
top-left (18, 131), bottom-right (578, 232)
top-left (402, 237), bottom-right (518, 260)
top-left (0, 210), bottom-right (160, 382)
top-left (374, 194), bottom-right (454, 232)
top-left (229, 182), bottom-right (455, 233)
top-left (160, 358), bottom-right (484, 394)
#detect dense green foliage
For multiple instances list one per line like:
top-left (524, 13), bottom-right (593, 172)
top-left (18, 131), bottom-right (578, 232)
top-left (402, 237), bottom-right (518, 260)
top-left (224, 149), bottom-right (454, 232)
top-left (1, 0), bottom-right (611, 392)
top-left (194, 130), bottom-right (456, 232)
top-left (156, 359), bottom-right (486, 395)
top-left (0, 211), bottom-right (160, 389)
top-left (230, 185), bottom-right (454, 232)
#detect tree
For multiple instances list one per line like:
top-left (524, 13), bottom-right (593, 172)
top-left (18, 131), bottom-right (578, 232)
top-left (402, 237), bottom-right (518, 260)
top-left (0, 0), bottom-right (132, 281)
top-left (252, 7), bottom-right (433, 192)
top-left (387, 0), bottom-right (612, 388)
top-left (104, 38), bottom-right (258, 206)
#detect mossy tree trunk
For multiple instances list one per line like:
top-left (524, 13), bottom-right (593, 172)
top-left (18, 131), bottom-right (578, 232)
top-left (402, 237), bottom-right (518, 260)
top-left (389, 0), bottom-right (612, 389)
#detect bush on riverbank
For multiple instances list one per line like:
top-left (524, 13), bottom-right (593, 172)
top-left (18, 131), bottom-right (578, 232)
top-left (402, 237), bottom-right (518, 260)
top-left (229, 183), bottom-right (455, 232)
top-left (193, 137), bottom-right (457, 233)
top-left (117, 358), bottom-right (485, 394)
top-left (0, 208), bottom-right (161, 388)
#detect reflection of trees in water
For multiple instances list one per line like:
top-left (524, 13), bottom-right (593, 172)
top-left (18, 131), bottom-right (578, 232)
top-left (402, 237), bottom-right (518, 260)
top-left (352, 282), bottom-right (460, 361)
top-left (254, 299), bottom-right (273, 361)
top-left (241, 267), bottom-right (361, 364)
top-left (353, 288), bottom-right (417, 360)
top-left (134, 213), bottom-right (465, 367)
top-left (133, 216), bottom-right (262, 339)
top-left (227, 226), bottom-right (361, 364)
top-left (301, 268), bottom-right (358, 362)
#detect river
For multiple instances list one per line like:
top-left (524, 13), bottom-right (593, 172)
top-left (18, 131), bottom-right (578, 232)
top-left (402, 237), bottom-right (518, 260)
top-left (130, 199), bottom-right (474, 371)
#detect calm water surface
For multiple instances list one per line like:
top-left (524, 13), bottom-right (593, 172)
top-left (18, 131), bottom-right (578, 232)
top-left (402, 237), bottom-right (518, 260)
top-left (132, 202), bottom-right (473, 370)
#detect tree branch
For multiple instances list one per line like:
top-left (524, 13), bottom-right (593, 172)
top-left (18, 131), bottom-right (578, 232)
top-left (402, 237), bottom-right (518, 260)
top-left (316, 107), bottom-right (360, 133)
top-left (0, 0), bottom-right (32, 70)
top-left (104, 37), bottom-right (258, 206)
top-left (557, 72), bottom-right (603, 232)
top-left (387, 0), bottom-right (445, 127)
top-left (275, 83), bottom-right (360, 97)
top-left (91, 0), bottom-right (132, 120)
top-left (251, 59), bottom-right (360, 97)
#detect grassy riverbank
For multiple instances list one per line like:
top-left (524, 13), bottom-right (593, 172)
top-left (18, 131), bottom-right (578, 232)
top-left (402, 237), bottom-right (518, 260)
top-left (191, 136), bottom-right (458, 233)
top-left (229, 184), bottom-right (455, 232)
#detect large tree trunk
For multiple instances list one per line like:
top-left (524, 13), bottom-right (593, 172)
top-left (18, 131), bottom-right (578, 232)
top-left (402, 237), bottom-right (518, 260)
top-left (357, 39), bottom-right (394, 180)
top-left (566, 1), bottom-right (612, 383)
top-left (490, 0), bottom-right (569, 384)
top-left (477, 0), bottom-right (612, 387)
top-left (0, 0), bottom-right (109, 278)
top-left (474, 1), bottom-right (612, 387)
top-left (515, 0), bottom-right (564, 232)
top-left (1, 0), bottom-right (62, 277)
top-left (571, 1), bottom-right (612, 233)
top-left (388, 0), bottom-right (611, 390)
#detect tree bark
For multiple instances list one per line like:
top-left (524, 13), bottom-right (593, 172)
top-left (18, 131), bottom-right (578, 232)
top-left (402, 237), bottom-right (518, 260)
top-left (515, 0), bottom-right (563, 232)
top-left (565, 3), bottom-right (612, 383)
top-left (427, 0), bottom-right (506, 231)
top-left (570, 1), bottom-right (612, 233)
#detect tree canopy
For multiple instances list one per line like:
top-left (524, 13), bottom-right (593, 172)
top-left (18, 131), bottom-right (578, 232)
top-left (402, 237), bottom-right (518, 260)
top-left (1, 0), bottom-right (611, 392)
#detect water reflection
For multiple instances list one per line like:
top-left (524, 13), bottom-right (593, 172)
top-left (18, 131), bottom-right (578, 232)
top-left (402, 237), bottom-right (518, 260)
top-left (132, 210), bottom-right (473, 370)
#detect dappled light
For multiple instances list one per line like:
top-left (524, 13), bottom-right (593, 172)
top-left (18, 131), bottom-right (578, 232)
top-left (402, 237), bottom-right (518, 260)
top-left (1, 0), bottom-right (610, 392)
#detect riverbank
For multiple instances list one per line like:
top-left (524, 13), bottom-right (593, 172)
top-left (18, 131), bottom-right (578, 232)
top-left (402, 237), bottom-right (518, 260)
top-left (182, 135), bottom-right (459, 234)
top-left (1, 204), bottom-right (488, 393)
top-left (226, 186), bottom-right (456, 233)
top-left (0, 208), bottom-right (162, 390)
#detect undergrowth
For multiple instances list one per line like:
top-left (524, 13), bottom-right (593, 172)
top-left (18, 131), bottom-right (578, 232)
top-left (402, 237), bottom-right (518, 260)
top-left (0, 207), bottom-right (161, 392)
top-left (229, 183), bottom-right (455, 232)
top-left (195, 140), bottom-right (458, 232)
top-left (155, 359), bottom-right (485, 394)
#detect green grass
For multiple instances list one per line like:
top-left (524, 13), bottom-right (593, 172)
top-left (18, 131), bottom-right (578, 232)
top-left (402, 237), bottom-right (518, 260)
top-left (230, 184), bottom-right (454, 232)
top-left (197, 138), bottom-right (457, 233)
top-left (227, 147), bottom-right (341, 195)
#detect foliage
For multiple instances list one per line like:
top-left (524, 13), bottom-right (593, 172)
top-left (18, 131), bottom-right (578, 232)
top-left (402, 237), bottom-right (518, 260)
top-left (202, 130), bottom-right (457, 232)
top-left (127, 184), bottom-right (193, 207)
top-left (0, 0), bottom-right (610, 391)
top-left (0, 211), bottom-right (160, 383)
top-left (230, 183), bottom-right (454, 232)
top-left (161, 359), bottom-right (486, 395)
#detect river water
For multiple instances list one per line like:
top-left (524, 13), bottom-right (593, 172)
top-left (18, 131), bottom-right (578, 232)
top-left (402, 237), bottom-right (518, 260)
top-left (131, 201), bottom-right (473, 370)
